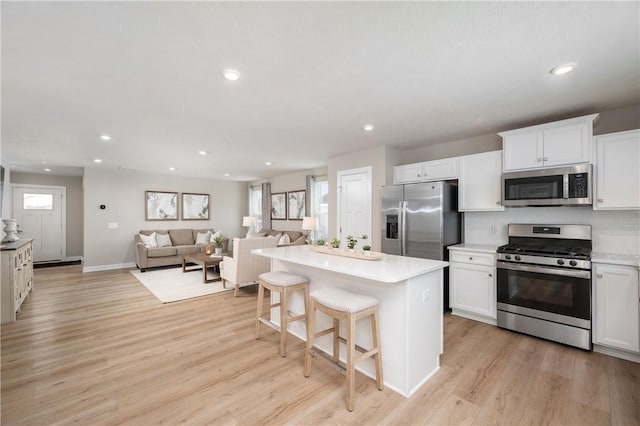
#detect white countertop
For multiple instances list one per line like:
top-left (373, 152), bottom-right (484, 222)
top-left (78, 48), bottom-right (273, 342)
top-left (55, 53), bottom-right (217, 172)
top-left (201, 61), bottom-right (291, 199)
top-left (252, 245), bottom-right (448, 283)
top-left (447, 243), bottom-right (499, 254)
top-left (592, 252), bottom-right (640, 268)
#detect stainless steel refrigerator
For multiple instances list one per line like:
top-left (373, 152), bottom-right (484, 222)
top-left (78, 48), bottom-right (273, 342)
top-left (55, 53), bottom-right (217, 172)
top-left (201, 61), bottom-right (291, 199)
top-left (381, 181), bottom-right (461, 310)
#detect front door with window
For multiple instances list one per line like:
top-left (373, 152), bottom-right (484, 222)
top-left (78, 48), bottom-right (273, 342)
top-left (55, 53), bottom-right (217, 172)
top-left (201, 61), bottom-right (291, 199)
top-left (12, 185), bottom-right (66, 262)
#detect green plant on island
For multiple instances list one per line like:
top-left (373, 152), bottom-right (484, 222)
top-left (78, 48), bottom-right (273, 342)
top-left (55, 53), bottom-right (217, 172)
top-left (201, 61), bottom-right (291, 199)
top-left (330, 238), bottom-right (341, 249)
top-left (346, 235), bottom-right (358, 250)
top-left (362, 245), bottom-right (371, 251)
top-left (316, 239), bottom-right (325, 246)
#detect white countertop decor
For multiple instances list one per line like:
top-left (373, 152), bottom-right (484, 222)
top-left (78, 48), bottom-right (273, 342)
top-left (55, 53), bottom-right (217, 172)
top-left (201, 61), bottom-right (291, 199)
top-left (252, 245), bottom-right (448, 283)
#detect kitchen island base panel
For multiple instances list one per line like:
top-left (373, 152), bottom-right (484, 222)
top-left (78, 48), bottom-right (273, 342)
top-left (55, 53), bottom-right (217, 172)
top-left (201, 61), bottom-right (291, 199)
top-left (268, 259), bottom-right (443, 398)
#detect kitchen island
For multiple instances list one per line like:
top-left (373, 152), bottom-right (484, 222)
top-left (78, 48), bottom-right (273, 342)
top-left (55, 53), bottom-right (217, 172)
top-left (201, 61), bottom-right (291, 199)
top-left (252, 245), bottom-right (448, 397)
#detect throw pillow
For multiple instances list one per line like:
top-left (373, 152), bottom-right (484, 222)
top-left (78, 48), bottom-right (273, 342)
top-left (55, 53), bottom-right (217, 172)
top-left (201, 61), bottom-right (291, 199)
top-left (196, 231), bottom-right (211, 245)
top-left (269, 233), bottom-right (282, 241)
top-left (247, 232), bottom-right (266, 238)
top-left (210, 230), bottom-right (222, 243)
top-left (155, 233), bottom-right (172, 247)
top-left (277, 233), bottom-right (291, 246)
top-left (139, 232), bottom-right (157, 248)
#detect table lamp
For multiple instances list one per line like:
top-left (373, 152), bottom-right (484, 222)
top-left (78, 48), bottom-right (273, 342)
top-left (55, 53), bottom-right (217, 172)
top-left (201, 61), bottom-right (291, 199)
top-left (242, 216), bottom-right (255, 236)
top-left (301, 216), bottom-right (318, 244)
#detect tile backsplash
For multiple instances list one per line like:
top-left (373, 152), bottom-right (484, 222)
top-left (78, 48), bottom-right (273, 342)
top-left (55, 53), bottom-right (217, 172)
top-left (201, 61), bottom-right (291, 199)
top-left (464, 207), bottom-right (640, 255)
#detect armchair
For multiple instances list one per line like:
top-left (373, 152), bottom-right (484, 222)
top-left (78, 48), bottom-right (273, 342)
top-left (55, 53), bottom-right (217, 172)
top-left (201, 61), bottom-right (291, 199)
top-left (220, 237), bottom-right (278, 297)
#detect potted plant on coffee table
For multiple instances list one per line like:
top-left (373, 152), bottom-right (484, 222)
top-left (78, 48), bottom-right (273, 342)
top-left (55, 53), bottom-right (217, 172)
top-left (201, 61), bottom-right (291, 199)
top-left (212, 235), bottom-right (226, 256)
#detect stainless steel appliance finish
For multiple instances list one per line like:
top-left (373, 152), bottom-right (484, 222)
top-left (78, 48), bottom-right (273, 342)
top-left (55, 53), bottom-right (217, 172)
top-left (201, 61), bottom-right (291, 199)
top-left (496, 224), bottom-right (593, 350)
top-left (381, 181), bottom-right (461, 310)
top-left (502, 164), bottom-right (592, 207)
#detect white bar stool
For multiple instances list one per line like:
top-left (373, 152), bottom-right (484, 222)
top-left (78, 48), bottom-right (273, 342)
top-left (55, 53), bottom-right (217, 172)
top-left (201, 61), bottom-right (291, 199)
top-left (303, 287), bottom-right (383, 412)
top-left (255, 271), bottom-right (310, 357)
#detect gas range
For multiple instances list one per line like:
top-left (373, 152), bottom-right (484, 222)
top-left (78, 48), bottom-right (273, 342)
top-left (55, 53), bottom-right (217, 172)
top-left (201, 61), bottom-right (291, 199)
top-left (496, 224), bottom-right (592, 270)
top-left (496, 224), bottom-right (593, 350)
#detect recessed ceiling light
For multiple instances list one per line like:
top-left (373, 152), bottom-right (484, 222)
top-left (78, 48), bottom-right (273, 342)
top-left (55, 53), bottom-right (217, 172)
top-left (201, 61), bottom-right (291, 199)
top-left (363, 124), bottom-right (375, 132)
top-left (224, 69), bottom-right (240, 81)
top-left (550, 63), bottom-right (576, 75)
top-left (224, 173), bottom-right (230, 177)
top-left (198, 151), bottom-right (208, 156)
top-left (94, 158), bottom-right (103, 163)
top-left (265, 161), bottom-right (272, 166)
top-left (43, 168), bottom-right (51, 172)
top-left (169, 167), bottom-right (175, 171)
top-left (100, 134), bottom-right (112, 141)
top-left (41, 161), bottom-right (48, 164)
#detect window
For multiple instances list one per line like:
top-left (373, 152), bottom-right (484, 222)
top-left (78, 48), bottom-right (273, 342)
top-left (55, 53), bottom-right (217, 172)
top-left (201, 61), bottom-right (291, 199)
top-left (249, 185), bottom-right (262, 232)
top-left (311, 176), bottom-right (328, 241)
top-left (24, 193), bottom-right (53, 210)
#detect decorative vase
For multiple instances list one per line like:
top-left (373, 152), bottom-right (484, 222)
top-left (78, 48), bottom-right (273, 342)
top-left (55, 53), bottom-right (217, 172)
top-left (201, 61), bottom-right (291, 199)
top-left (205, 244), bottom-right (213, 255)
top-left (2, 219), bottom-right (19, 243)
top-left (363, 250), bottom-right (371, 256)
top-left (215, 247), bottom-right (222, 255)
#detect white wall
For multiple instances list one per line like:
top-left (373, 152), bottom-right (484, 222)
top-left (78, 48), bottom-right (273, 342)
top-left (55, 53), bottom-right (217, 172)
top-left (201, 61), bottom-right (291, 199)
top-left (83, 168), bottom-right (247, 270)
top-left (464, 208), bottom-right (640, 255)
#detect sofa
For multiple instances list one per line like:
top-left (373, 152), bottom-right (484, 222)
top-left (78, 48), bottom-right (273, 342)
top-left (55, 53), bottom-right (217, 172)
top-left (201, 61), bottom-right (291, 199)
top-left (134, 228), bottom-right (228, 272)
top-left (252, 229), bottom-right (308, 246)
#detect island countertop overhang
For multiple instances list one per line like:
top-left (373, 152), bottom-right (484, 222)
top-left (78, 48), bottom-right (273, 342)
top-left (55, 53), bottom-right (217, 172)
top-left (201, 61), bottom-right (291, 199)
top-left (252, 245), bottom-right (448, 283)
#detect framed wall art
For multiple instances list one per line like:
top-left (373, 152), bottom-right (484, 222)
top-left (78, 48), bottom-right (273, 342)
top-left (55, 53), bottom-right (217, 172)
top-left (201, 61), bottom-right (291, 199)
top-left (182, 193), bottom-right (209, 220)
top-left (287, 190), bottom-right (306, 220)
top-left (145, 191), bottom-right (178, 221)
top-left (271, 192), bottom-right (287, 220)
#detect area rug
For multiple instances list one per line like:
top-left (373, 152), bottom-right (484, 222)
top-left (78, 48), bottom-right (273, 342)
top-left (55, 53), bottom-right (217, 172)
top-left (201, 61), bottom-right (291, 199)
top-left (130, 267), bottom-right (232, 303)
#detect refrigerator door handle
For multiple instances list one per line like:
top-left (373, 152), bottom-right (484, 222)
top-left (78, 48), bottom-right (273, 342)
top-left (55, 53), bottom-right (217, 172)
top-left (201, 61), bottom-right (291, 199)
top-left (401, 201), bottom-right (407, 256)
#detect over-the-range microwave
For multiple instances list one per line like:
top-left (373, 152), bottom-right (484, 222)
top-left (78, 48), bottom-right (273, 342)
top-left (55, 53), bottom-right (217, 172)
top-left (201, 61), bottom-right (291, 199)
top-left (502, 164), bottom-right (592, 207)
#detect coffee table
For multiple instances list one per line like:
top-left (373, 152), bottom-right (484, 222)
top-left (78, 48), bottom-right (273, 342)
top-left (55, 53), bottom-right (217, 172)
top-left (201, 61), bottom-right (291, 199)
top-left (182, 252), bottom-right (224, 283)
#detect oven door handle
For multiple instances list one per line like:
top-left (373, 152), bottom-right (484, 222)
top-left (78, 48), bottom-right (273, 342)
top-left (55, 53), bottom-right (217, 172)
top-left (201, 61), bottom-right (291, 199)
top-left (497, 261), bottom-right (591, 279)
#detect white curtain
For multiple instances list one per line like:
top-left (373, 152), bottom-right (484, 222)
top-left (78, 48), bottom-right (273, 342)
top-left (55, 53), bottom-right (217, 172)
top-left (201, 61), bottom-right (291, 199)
top-left (261, 182), bottom-right (271, 230)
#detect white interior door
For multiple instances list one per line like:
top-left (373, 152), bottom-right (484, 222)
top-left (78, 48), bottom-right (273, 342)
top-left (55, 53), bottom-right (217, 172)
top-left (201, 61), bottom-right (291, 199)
top-left (13, 185), bottom-right (66, 262)
top-left (337, 166), bottom-right (372, 249)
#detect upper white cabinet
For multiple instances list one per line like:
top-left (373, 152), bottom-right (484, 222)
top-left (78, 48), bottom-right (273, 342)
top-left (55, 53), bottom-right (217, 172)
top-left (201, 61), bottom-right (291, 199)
top-left (458, 150), bottom-right (504, 212)
top-left (500, 114), bottom-right (598, 171)
top-left (594, 129), bottom-right (640, 210)
top-left (394, 157), bottom-right (458, 184)
top-left (593, 263), bottom-right (639, 354)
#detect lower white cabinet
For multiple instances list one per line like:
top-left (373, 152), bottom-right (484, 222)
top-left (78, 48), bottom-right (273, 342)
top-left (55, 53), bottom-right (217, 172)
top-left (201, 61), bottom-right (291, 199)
top-left (449, 249), bottom-right (497, 324)
top-left (1, 239), bottom-right (34, 324)
top-left (593, 263), bottom-right (640, 353)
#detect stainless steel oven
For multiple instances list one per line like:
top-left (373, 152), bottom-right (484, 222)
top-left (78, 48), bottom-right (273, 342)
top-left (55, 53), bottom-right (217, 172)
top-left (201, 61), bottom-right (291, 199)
top-left (496, 224), bottom-right (592, 350)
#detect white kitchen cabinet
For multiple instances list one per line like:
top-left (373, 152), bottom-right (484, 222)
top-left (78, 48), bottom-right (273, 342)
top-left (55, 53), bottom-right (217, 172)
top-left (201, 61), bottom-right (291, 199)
top-left (500, 113), bottom-right (598, 171)
top-left (458, 150), bottom-right (504, 211)
top-left (394, 158), bottom-right (458, 184)
top-left (594, 129), bottom-right (640, 210)
top-left (593, 263), bottom-right (639, 354)
top-left (449, 249), bottom-right (497, 325)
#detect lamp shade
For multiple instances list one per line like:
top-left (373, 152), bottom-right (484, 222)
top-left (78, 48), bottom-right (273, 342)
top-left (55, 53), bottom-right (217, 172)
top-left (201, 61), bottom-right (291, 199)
top-left (242, 216), bottom-right (255, 227)
top-left (301, 216), bottom-right (318, 231)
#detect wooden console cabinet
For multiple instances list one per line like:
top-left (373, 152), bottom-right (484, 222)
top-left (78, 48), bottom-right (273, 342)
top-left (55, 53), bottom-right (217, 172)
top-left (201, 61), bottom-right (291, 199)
top-left (1, 239), bottom-right (34, 324)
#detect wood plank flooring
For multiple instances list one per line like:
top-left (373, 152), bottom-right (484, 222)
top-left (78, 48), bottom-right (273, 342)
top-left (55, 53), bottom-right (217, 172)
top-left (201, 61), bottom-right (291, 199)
top-left (2, 265), bottom-right (638, 425)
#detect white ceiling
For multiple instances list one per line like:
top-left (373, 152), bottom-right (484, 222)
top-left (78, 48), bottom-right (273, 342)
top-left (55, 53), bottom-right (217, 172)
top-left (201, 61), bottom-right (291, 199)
top-left (2, 2), bottom-right (639, 181)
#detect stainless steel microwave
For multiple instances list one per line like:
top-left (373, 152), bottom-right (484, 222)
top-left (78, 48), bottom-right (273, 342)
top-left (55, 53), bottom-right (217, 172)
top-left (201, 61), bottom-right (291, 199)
top-left (502, 164), bottom-right (592, 207)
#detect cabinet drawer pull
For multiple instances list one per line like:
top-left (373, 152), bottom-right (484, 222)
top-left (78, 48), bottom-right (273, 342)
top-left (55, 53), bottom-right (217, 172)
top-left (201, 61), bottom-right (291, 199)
top-left (543, 157), bottom-right (549, 161)
top-left (469, 257), bottom-right (473, 260)
top-left (597, 198), bottom-right (603, 203)
top-left (488, 273), bottom-right (493, 277)
top-left (496, 201), bottom-right (501, 205)
top-left (537, 158), bottom-right (543, 162)
top-left (597, 273), bottom-right (603, 278)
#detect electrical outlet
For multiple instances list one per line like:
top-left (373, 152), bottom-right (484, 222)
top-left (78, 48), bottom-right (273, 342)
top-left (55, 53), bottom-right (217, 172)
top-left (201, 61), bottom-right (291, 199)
top-left (422, 289), bottom-right (431, 302)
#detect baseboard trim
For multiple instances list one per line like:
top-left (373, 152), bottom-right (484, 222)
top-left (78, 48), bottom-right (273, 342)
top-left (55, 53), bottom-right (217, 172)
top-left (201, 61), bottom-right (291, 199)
top-left (83, 262), bottom-right (137, 273)
top-left (63, 256), bottom-right (83, 262)
top-left (593, 344), bottom-right (640, 363)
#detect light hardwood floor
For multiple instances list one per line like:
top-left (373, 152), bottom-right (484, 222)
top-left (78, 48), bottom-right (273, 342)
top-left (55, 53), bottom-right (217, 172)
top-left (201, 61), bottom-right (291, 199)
top-left (2, 265), bottom-right (638, 425)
